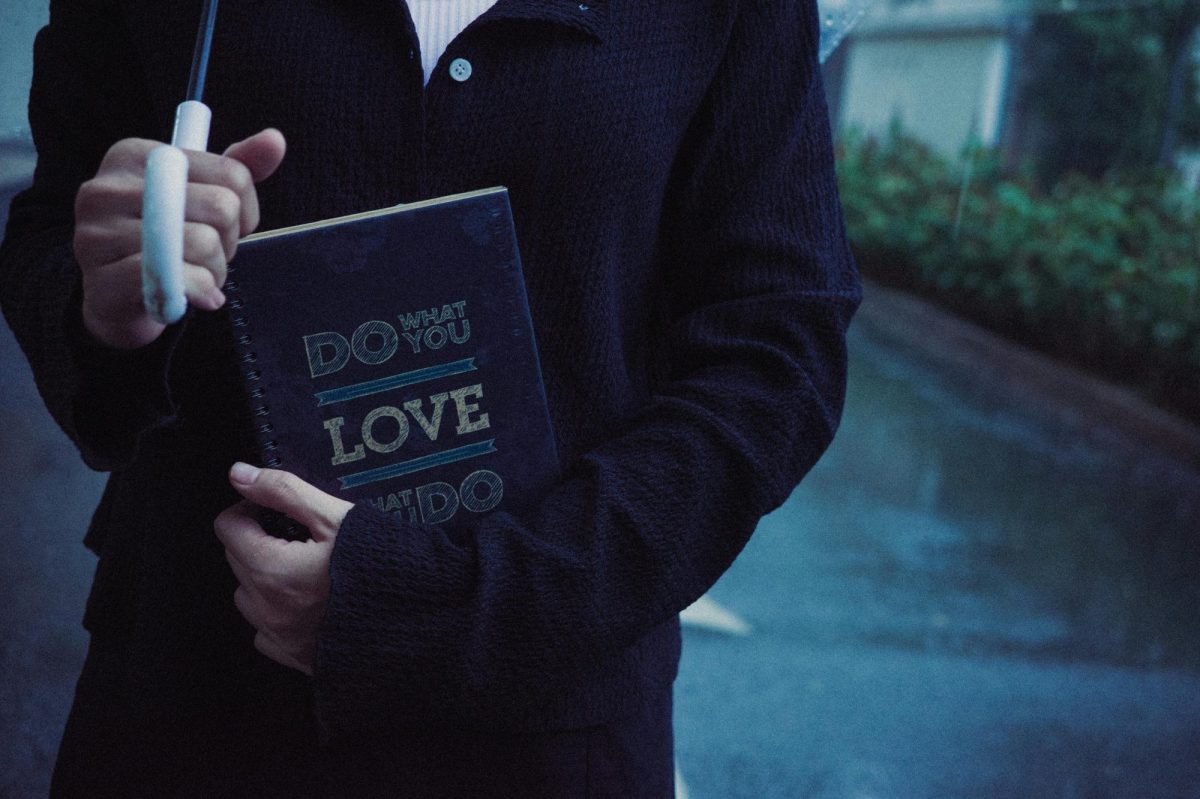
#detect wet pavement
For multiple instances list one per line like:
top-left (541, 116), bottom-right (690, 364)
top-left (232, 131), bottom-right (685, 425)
top-left (2, 163), bottom-right (1199, 796)
top-left (674, 289), bottom-right (1200, 797)
top-left (0, 166), bottom-right (106, 795)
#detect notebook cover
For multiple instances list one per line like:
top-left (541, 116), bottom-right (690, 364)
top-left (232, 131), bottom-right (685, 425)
top-left (225, 187), bottom-right (558, 532)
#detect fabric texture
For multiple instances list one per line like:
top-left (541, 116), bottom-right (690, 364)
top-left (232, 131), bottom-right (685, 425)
top-left (0, 0), bottom-right (861, 794)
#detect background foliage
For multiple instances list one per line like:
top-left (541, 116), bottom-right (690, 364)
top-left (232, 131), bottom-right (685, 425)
top-left (1019, 0), bottom-right (1200, 182)
top-left (836, 127), bottom-right (1200, 418)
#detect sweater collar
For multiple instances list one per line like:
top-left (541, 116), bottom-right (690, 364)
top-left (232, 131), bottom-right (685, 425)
top-left (479, 0), bottom-right (610, 42)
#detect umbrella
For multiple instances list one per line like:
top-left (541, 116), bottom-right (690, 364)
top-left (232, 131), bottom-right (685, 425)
top-left (141, 0), bottom-right (219, 325)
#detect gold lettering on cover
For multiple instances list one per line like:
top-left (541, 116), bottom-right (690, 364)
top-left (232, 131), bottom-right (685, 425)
top-left (460, 470), bottom-right (504, 513)
top-left (351, 320), bottom-right (399, 365)
top-left (305, 332), bottom-right (351, 378)
top-left (404, 392), bottom-right (450, 441)
top-left (361, 405), bottom-right (410, 453)
top-left (447, 319), bottom-right (470, 344)
top-left (323, 416), bottom-right (366, 465)
top-left (417, 482), bottom-right (459, 524)
top-left (449, 384), bottom-right (490, 435)
top-left (423, 326), bottom-right (448, 350)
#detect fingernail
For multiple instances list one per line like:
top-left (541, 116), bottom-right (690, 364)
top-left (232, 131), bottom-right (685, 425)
top-left (209, 288), bottom-right (226, 308)
top-left (230, 461), bottom-right (260, 485)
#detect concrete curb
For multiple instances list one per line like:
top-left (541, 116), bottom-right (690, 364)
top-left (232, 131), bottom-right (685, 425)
top-left (855, 280), bottom-right (1200, 466)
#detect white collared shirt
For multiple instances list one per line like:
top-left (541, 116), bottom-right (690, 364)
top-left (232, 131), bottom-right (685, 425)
top-left (408, 0), bottom-right (500, 85)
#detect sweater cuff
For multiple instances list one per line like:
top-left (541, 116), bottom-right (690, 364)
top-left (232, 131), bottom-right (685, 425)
top-left (311, 501), bottom-right (474, 744)
top-left (65, 273), bottom-right (186, 466)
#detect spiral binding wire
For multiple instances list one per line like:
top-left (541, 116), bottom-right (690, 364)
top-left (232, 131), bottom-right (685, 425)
top-left (224, 269), bottom-right (282, 469)
top-left (224, 266), bottom-right (305, 540)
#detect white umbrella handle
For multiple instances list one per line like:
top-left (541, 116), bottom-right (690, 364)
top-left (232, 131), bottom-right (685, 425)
top-left (141, 100), bottom-right (211, 325)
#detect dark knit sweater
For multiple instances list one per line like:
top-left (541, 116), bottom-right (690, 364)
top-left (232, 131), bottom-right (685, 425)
top-left (1, 0), bottom-right (860, 776)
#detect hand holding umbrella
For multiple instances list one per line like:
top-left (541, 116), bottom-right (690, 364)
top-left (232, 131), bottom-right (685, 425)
top-left (75, 0), bottom-right (285, 349)
top-left (141, 0), bottom-right (219, 324)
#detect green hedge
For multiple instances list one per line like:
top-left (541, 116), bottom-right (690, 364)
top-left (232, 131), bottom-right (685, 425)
top-left (836, 127), bottom-right (1200, 418)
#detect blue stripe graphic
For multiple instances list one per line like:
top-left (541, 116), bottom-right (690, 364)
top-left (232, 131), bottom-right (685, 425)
top-left (338, 439), bottom-right (497, 489)
top-left (314, 358), bottom-right (477, 406)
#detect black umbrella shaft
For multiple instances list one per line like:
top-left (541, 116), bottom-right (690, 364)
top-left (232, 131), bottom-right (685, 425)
top-left (186, 0), bottom-right (219, 102)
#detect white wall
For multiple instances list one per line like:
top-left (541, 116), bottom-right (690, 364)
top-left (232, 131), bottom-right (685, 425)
top-left (839, 32), bottom-right (1011, 156)
top-left (0, 0), bottom-right (49, 140)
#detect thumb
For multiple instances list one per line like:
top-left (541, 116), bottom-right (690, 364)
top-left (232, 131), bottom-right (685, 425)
top-left (222, 128), bottom-right (287, 183)
top-left (228, 462), bottom-right (351, 542)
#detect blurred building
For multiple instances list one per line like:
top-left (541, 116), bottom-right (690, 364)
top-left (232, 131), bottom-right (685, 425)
top-left (0, 0), bottom-right (45, 221)
top-left (826, 0), bottom-right (1017, 157)
top-left (0, 0), bottom-right (43, 142)
top-left (824, 0), bottom-right (1200, 185)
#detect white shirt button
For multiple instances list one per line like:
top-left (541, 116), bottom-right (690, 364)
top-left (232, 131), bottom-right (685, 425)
top-left (449, 58), bottom-right (473, 82)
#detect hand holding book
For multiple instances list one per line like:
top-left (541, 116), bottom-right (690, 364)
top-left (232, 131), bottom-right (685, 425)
top-left (215, 460), bottom-right (353, 676)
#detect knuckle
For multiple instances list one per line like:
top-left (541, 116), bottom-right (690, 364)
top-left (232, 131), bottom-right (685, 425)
top-left (73, 180), bottom-right (105, 218)
top-left (276, 478), bottom-right (304, 509)
top-left (206, 225), bottom-right (226, 257)
top-left (220, 158), bottom-right (253, 195)
top-left (76, 176), bottom-right (133, 220)
top-left (214, 505), bottom-right (241, 537)
top-left (264, 468), bottom-right (294, 493)
top-left (191, 267), bottom-right (217, 293)
top-left (99, 140), bottom-right (132, 170)
top-left (290, 587), bottom-right (321, 618)
top-left (202, 186), bottom-right (240, 230)
top-left (260, 608), bottom-right (281, 634)
top-left (101, 138), bottom-right (155, 173)
top-left (99, 141), bottom-right (125, 168)
top-left (72, 223), bottom-right (103, 255)
top-left (192, 224), bottom-right (224, 260)
top-left (233, 585), bottom-right (250, 614)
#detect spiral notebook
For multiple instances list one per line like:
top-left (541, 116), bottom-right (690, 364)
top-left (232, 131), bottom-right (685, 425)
top-left (224, 187), bottom-right (558, 532)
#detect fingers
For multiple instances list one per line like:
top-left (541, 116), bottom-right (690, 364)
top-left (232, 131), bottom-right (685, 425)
top-left (80, 183), bottom-right (237, 261)
top-left (74, 216), bottom-right (140, 270)
top-left (96, 137), bottom-right (162, 177)
top-left (233, 588), bottom-right (313, 675)
top-left (76, 186), bottom-right (238, 306)
top-left (80, 253), bottom-right (156, 328)
top-left (184, 181), bottom-right (243, 260)
top-left (233, 584), bottom-right (297, 641)
top-left (73, 131), bottom-right (283, 349)
top-left (253, 630), bottom-right (312, 676)
top-left (82, 129), bottom-right (284, 257)
top-left (183, 151), bottom-right (260, 238)
top-left (228, 463), bottom-right (352, 543)
top-left (222, 128), bottom-right (287, 185)
top-left (214, 499), bottom-right (282, 572)
top-left (74, 174), bottom-right (143, 233)
top-left (178, 263), bottom-right (222, 311)
top-left (182, 220), bottom-right (228, 283)
top-left (98, 130), bottom-right (286, 237)
top-left (225, 545), bottom-right (254, 590)
top-left (233, 583), bottom-right (265, 627)
top-left (216, 502), bottom-right (313, 598)
top-left (79, 246), bottom-right (223, 312)
top-left (218, 496), bottom-right (319, 679)
top-left (80, 254), bottom-right (168, 349)
top-left (189, 127), bottom-right (287, 238)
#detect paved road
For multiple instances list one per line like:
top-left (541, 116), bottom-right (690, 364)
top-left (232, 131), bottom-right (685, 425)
top-left (674, 295), bottom-right (1200, 797)
top-left (2, 165), bottom-right (1199, 796)
top-left (0, 193), bottom-right (106, 794)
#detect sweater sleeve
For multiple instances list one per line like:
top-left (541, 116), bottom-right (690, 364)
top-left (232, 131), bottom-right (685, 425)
top-left (0, 0), bottom-right (183, 472)
top-left (313, 0), bottom-right (861, 737)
